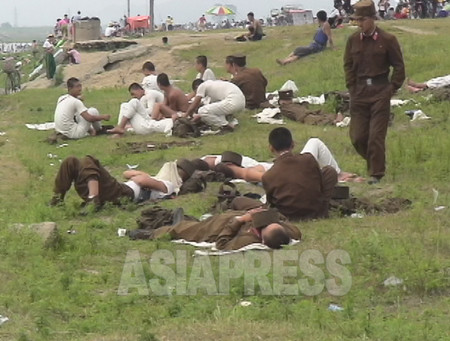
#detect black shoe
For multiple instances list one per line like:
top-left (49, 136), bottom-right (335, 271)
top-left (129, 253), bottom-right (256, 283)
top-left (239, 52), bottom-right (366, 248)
top-left (368, 177), bottom-right (381, 185)
top-left (172, 208), bottom-right (184, 226)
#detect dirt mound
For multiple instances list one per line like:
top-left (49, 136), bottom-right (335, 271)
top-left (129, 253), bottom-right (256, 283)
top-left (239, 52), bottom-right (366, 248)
top-left (25, 33), bottom-right (229, 90)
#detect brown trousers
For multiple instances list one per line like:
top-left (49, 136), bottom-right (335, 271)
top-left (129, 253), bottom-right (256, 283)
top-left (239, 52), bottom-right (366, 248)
top-left (231, 166), bottom-right (338, 219)
top-left (349, 84), bottom-right (391, 178)
top-left (53, 155), bottom-right (133, 203)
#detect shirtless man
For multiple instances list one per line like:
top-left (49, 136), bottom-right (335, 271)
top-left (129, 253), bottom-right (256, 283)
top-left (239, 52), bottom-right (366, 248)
top-left (151, 73), bottom-right (189, 121)
top-left (247, 12), bottom-right (264, 41)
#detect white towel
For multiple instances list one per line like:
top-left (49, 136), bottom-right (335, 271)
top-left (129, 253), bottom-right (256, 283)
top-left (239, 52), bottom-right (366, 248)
top-left (171, 239), bottom-right (301, 256)
top-left (25, 122), bottom-right (55, 131)
top-left (253, 108), bottom-right (284, 125)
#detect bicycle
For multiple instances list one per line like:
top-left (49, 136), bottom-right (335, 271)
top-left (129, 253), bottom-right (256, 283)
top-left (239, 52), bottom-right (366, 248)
top-left (2, 60), bottom-right (21, 95)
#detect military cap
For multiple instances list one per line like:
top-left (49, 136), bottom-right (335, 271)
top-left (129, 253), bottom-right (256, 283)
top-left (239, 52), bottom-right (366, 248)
top-left (350, 0), bottom-right (377, 19)
top-left (221, 151), bottom-right (243, 167)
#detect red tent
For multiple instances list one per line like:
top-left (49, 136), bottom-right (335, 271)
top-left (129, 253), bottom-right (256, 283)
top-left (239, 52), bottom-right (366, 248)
top-left (127, 15), bottom-right (151, 30)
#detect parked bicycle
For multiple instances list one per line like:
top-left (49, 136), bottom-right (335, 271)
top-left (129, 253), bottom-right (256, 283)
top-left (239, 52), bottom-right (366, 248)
top-left (2, 58), bottom-right (22, 95)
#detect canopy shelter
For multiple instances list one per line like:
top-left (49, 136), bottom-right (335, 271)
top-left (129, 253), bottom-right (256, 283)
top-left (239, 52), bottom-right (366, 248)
top-left (127, 15), bottom-right (150, 30)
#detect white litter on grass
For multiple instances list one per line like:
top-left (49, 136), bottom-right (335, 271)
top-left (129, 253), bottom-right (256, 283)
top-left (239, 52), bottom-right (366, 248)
top-left (336, 116), bottom-right (351, 128)
top-left (253, 108), bottom-right (284, 125)
top-left (47, 153), bottom-right (58, 159)
top-left (0, 315), bottom-right (9, 326)
top-left (126, 164), bottom-right (139, 169)
top-left (390, 99), bottom-right (411, 107)
top-left (117, 228), bottom-right (127, 237)
top-left (432, 188), bottom-right (446, 211)
top-left (328, 304), bottom-right (344, 312)
top-left (25, 122), bottom-right (55, 130)
top-left (56, 143), bottom-right (69, 148)
top-left (350, 213), bottom-right (364, 218)
top-left (409, 110), bottom-right (431, 121)
top-left (383, 276), bottom-right (403, 287)
top-left (0, 132), bottom-right (6, 136)
top-left (240, 301), bottom-right (252, 307)
top-left (295, 94), bottom-right (326, 105)
top-left (49, 163), bottom-right (55, 166)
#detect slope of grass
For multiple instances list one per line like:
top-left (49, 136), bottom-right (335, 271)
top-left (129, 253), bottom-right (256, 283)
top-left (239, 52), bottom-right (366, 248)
top-left (0, 19), bottom-right (450, 341)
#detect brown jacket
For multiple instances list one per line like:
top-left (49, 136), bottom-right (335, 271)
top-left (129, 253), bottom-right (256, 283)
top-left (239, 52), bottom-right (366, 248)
top-left (53, 155), bottom-right (133, 204)
top-left (343, 27), bottom-right (405, 92)
top-left (262, 152), bottom-right (325, 220)
top-left (152, 210), bottom-right (301, 250)
top-left (231, 67), bottom-right (268, 109)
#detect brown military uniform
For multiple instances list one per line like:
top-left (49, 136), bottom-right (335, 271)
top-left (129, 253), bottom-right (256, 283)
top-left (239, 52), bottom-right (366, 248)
top-left (231, 67), bottom-right (268, 109)
top-left (53, 155), bottom-right (134, 204)
top-left (151, 210), bottom-right (302, 250)
top-left (261, 152), bottom-right (337, 220)
top-left (344, 26), bottom-right (405, 178)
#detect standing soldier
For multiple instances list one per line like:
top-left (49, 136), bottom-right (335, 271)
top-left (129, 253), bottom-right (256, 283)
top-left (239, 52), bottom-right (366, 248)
top-left (344, 0), bottom-right (405, 185)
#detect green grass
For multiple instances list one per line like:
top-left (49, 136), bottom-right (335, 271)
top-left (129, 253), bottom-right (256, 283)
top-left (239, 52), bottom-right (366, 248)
top-left (1, 20), bottom-right (450, 340)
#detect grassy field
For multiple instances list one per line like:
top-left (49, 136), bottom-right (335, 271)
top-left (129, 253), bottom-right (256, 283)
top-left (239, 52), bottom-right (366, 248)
top-left (1, 19), bottom-right (450, 341)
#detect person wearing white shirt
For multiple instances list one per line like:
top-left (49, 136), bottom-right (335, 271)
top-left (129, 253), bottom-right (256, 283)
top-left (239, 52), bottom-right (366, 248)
top-left (195, 55), bottom-right (216, 81)
top-left (54, 78), bottom-right (111, 139)
top-left (108, 83), bottom-right (173, 137)
top-left (141, 61), bottom-right (161, 92)
top-left (184, 79), bottom-right (245, 130)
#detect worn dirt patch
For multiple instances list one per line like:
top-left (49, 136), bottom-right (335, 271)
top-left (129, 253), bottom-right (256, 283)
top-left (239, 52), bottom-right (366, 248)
top-left (393, 26), bottom-right (436, 35)
top-left (25, 32), bottom-right (230, 90)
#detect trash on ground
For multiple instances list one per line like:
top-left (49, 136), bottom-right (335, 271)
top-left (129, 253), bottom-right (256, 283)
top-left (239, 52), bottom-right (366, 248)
top-left (199, 213), bottom-right (213, 221)
top-left (350, 213), bottom-right (364, 218)
top-left (434, 206), bottom-right (446, 211)
top-left (328, 304), bottom-right (344, 312)
top-left (383, 276), bottom-right (403, 287)
top-left (67, 229), bottom-right (77, 234)
top-left (117, 228), bottom-right (127, 237)
top-left (126, 164), bottom-right (139, 169)
top-left (405, 109), bottom-right (431, 121)
top-left (0, 132), bottom-right (6, 136)
top-left (56, 143), bottom-right (69, 148)
top-left (240, 301), bottom-right (252, 307)
top-left (0, 315), bottom-right (9, 326)
top-left (47, 153), bottom-right (58, 159)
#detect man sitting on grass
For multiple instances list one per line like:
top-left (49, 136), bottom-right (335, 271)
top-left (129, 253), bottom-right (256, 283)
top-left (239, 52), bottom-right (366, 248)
top-left (49, 155), bottom-right (195, 208)
top-left (130, 208), bottom-right (301, 251)
top-left (54, 77), bottom-right (111, 139)
top-left (151, 73), bottom-right (190, 121)
top-left (276, 10), bottom-right (334, 66)
top-left (107, 83), bottom-right (172, 137)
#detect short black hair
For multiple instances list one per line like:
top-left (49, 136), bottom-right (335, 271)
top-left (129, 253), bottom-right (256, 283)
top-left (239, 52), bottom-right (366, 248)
top-left (268, 127), bottom-right (293, 152)
top-left (247, 12), bottom-right (254, 17)
top-left (157, 73), bottom-right (170, 87)
top-left (128, 83), bottom-right (144, 92)
top-left (214, 163), bottom-right (235, 179)
top-left (263, 226), bottom-right (290, 249)
top-left (142, 61), bottom-right (155, 71)
top-left (196, 55), bottom-right (207, 68)
top-left (225, 55), bottom-right (234, 65)
top-left (162, 36), bottom-right (168, 43)
top-left (67, 77), bottom-right (80, 89)
top-left (192, 78), bottom-right (204, 91)
top-left (317, 10), bottom-right (328, 22)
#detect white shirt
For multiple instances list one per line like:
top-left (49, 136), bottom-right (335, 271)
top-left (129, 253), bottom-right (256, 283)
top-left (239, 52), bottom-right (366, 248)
top-left (104, 26), bottom-right (116, 37)
top-left (196, 68), bottom-right (216, 81)
top-left (43, 39), bottom-right (53, 49)
top-left (142, 74), bottom-right (160, 92)
top-left (196, 80), bottom-right (243, 102)
top-left (54, 94), bottom-right (88, 134)
top-left (201, 154), bottom-right (273, 170)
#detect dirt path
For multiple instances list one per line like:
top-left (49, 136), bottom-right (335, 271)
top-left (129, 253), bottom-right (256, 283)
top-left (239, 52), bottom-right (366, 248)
top-left (393, 26), bottom-right (436, 35)
top-left (25, 33), bottom-right (227, 90)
